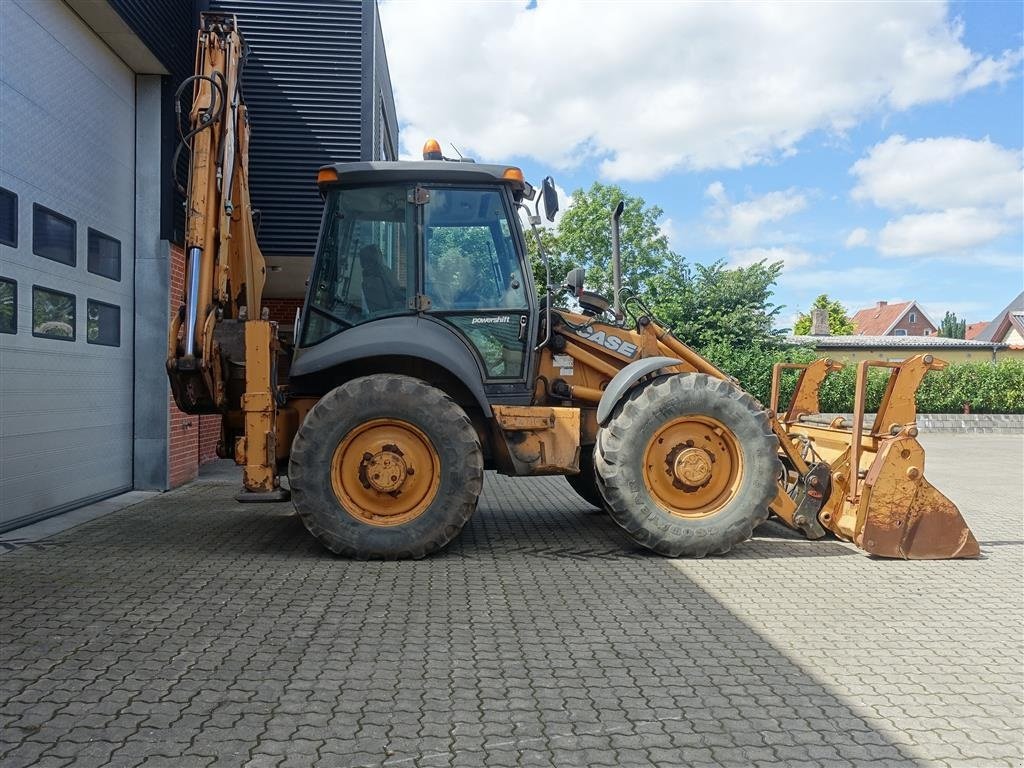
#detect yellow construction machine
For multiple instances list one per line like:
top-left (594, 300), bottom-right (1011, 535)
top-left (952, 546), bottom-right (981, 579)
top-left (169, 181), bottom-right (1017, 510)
top-left (168, 15), bottom-right (978, 560)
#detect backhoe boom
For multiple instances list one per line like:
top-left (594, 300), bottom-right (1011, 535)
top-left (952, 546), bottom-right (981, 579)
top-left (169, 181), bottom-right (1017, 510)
top-left (167, 13), bottom-right (284, 498)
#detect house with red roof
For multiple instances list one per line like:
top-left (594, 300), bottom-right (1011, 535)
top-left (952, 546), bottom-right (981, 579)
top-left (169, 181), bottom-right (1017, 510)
top-left (851, 300), bottom-right (938, 337)
top-left (965, 321), bottom-right (989, 340)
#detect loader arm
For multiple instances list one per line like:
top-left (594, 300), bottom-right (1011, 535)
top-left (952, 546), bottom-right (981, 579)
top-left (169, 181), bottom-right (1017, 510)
top-left (543, 306), bottom-right (977, 559)
top-left (167, 13), bottom-right (284, 498)
top-left (629, 319), bottom-right (977, 558)
top-left (771, 354), bottom-right (978, 558)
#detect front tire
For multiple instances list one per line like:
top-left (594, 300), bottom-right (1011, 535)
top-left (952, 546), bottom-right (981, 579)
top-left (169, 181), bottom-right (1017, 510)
top-left (288, 374), bottom-right (483, 559)
top-left (595, 373), bottom-right (779, 557)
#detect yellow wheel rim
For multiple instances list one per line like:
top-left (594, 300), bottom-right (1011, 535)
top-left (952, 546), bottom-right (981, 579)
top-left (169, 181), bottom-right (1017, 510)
top-left (642, 415), bottom-right (742, 519)
top-left (330, 418), bottom-right (440, 527)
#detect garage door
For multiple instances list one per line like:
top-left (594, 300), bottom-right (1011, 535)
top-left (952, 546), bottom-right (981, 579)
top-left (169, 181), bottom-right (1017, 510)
top-left (0, 0), bottom-right (135, 530)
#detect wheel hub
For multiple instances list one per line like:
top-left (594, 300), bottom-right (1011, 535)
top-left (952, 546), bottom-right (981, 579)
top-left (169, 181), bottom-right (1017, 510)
top-left (673, 447), bottom-right (713, 488)
top-left (331, 419), bottom-right (440, 527)
top-left (360, 446), bottom-right (410, 493)
top-left (642, 415), bottom-right (742, 518)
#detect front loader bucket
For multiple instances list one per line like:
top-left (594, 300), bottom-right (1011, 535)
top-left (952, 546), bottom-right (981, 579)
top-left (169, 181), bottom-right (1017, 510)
top-left (770, 354), bottom-right (979, 560)
top-left (854, 434), bottom-right (979, 559)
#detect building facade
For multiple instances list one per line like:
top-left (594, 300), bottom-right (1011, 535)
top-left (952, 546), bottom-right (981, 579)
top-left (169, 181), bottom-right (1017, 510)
top-left (0, 0), bottom-right (397, 531)
top-left (851, 300), bottom-right (938, 337)
top-left (975, 291), bottom-right (1024, 348)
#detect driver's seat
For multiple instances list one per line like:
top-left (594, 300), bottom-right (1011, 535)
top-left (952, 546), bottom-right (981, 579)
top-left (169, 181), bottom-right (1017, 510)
top-left (359, 245), bottom-right (402, 313)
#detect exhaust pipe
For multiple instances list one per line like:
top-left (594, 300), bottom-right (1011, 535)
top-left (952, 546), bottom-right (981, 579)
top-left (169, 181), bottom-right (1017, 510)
top-left (611, 200), bottom-right (624, 321)
top-left (183, 246), bottom-right (202, 357)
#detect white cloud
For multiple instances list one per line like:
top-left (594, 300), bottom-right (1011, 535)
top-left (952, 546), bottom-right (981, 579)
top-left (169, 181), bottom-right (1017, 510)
top-left (379, 1), bottom-right (1019, 181)
top-left (728, 246), bottom-right (816, 270)
top-left (705, 183), bottom-right (807, 243)
top-left (844, 227), bottom-right (870, 248)
top-left (851, 135), bottom-right (1023, 258)
top-left (878, 208), bottom-right (1010, 257)
top-left (851, 135), bottom-right (1023, 211)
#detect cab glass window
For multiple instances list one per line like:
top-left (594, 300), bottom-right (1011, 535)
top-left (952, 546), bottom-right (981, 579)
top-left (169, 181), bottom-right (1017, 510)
top-left (303, 185), bottom-right (409, 346)
top-left (423, 188), bottom-right (527, 311)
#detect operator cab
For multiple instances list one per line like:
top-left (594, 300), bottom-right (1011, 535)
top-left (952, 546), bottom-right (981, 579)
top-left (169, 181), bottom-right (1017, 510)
top-left (293, 144), bottom-right (559, 401)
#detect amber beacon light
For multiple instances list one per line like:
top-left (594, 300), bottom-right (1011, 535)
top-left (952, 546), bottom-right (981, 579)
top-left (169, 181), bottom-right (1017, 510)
top-left (422, 138), bottom-right (443, 160)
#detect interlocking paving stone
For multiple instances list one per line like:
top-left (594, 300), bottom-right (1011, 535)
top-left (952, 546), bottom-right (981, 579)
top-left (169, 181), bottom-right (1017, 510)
top-left (0, 434), bottom-right (1021, 767)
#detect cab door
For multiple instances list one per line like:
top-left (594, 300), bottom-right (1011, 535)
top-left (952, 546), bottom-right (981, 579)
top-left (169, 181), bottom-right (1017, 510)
top-left (421, 185), bottom-right (535, 398)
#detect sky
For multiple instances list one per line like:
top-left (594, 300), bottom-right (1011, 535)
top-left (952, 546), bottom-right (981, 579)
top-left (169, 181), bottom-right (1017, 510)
top-left (378, 0), bottom-right (1023, 328)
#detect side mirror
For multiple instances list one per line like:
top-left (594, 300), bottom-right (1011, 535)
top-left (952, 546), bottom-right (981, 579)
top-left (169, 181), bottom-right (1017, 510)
top-left (542, 176), bottom-right (559, 222)
top-left (564, 267), bottom-right (585, 297)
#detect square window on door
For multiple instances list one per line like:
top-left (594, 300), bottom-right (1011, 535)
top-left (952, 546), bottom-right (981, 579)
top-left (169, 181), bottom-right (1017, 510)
top-left (0, 188), bottom-right (17, 247)
top-left (0, 278), bottom-right (16, 333)
top-left (87, 229), bottom-right (121, 280)
top-left (33, 205), bottom-right (76, 266)
top-left (87, 299), bottom-right (120, 346)
top-left (32, 285), bottom-right (76, 340)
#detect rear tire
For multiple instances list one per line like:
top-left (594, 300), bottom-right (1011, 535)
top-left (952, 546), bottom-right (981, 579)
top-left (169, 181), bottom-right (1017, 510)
top-left (595, 373), bottom-right (778, 557)
top-left (288, 374), bottom-right (482, 559)
top-left (565, 448), bottom-right (605, 509)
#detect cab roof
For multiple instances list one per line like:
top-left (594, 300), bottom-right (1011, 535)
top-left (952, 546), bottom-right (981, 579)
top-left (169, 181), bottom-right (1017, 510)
top-left (317, 160), bottom-right (527, 189)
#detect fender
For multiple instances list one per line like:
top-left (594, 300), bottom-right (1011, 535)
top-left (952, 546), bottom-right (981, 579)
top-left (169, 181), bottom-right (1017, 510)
top-left (289, 316), bottom-right (493, 415)
top-left (596, 356), bottom-right (681, 426)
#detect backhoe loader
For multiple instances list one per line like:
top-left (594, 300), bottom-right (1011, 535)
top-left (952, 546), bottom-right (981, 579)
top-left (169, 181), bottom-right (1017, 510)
top-left (168, 14), bottom-right (978, 560)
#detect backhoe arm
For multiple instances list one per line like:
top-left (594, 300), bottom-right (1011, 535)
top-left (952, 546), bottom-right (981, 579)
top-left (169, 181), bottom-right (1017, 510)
top-left (167, 12), bottom-right (267, 411)
top-left (167, 13), bottom-right (284, 498)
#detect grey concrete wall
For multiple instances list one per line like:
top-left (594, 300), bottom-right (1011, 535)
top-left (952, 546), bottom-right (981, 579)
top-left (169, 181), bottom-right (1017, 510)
top-left (132, 74), bottom-right (170, 490)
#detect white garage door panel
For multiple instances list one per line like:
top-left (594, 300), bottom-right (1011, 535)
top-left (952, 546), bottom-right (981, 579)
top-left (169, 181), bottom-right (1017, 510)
top-left (0, 83), bottom-right (134, 244)
top-left (1, 2), bottom-right (134, 233)
top-left (2, 435), bottom-right (133, 505)
top-left (0, 0), bottom-right (136, 529)
top-left (2, 346), bottom-right (130, 383)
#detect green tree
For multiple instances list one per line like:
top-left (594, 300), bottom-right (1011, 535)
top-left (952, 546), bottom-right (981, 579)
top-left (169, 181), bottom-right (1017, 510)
top-left (939, 311), bottom-right (966, 339)
top-left (525, 182), bottom-right (681, 296)
top-left (649, 260), bottom-right (784, 348)
top-left (525, 181), bottom-right (784, 348)
top-left (793, 294), bottom-right (855, 335)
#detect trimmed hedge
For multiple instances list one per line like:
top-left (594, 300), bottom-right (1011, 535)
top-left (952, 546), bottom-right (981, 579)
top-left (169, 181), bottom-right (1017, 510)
top-left (700, 343), bottom-right (1024, 414)
top-left (916, 358), bottom-right (1024, 414)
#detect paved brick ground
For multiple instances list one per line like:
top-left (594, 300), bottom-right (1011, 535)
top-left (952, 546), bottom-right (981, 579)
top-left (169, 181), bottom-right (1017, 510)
top-left (1, 434), bottom-right (1021, 768)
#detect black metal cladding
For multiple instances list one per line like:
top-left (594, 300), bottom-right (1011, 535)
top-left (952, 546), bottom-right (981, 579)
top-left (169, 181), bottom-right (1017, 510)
top-left (207, 0), bottom-right (398, 257)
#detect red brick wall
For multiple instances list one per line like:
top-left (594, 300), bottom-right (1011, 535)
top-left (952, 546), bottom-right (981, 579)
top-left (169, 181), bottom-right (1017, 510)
top-left (200, 415), bottom-right (221, 463)
top-left (264, 297), bottom-right (304, 327)
top-left (167, 244), bottom-right (221, 488)
top-left (168, 244), bottom-right (196, 487)
top-left (890, 306), bottom-right (938, 337)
